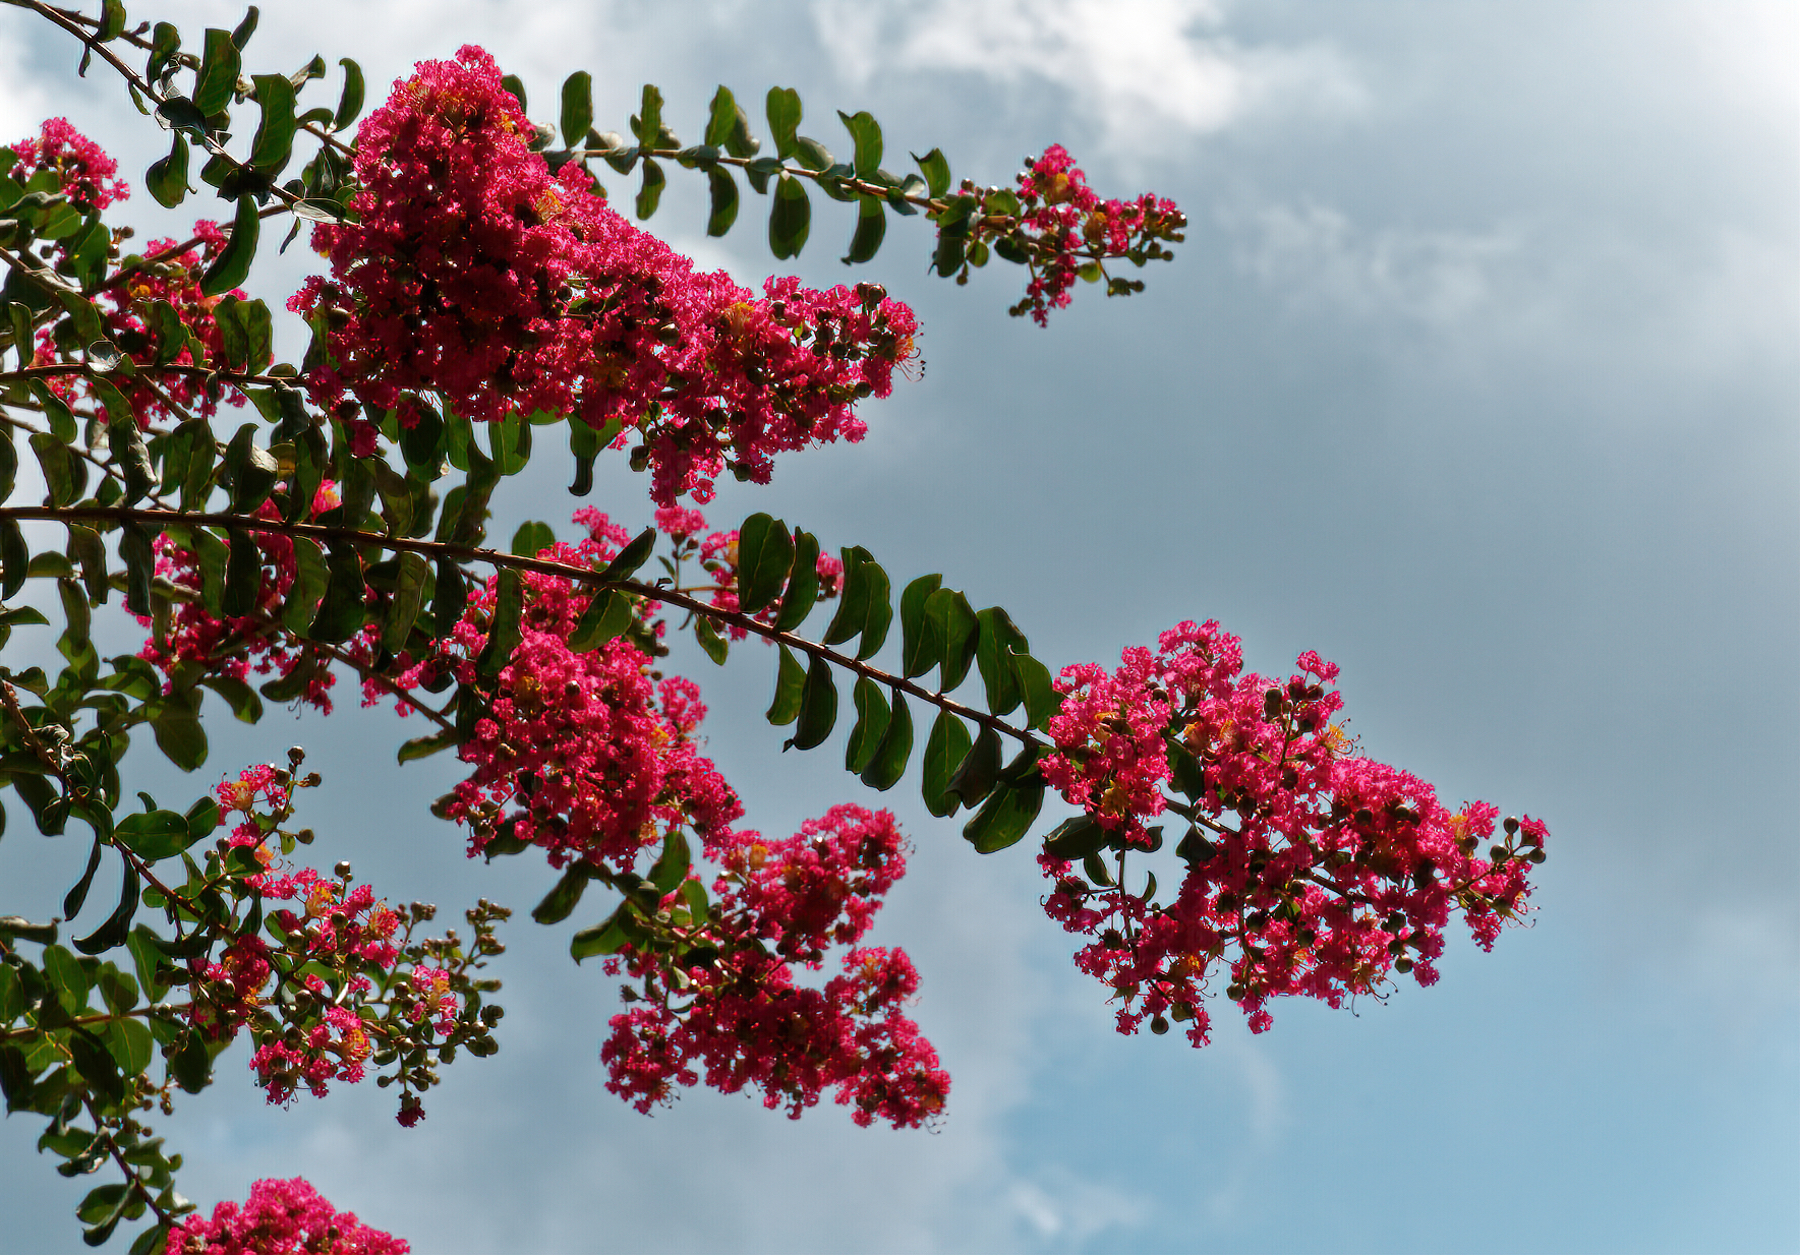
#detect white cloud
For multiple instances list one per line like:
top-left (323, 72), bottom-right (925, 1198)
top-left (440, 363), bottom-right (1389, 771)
top-left (1230, 199), bottom-right (1522, 327)
top-left (811, 0), bottom-right (1365, 152)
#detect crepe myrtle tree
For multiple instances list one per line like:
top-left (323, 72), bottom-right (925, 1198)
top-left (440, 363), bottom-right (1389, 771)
top-left (0, 3), bottom-right (1547, 1250)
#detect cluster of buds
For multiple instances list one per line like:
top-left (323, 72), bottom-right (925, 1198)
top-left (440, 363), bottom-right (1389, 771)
top-left (1039, 621), bottom-right (1546, 1041)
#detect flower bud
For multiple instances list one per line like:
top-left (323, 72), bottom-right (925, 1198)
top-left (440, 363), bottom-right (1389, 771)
top-left (1150, 1015), bottom-right (1170, 1035)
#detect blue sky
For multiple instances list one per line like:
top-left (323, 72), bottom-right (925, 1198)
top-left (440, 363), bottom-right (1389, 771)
top-left (2, 1), bottom-right (1795, 1251)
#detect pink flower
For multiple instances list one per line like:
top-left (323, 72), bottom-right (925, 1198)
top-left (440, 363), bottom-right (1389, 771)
top-left (167, 1178), bottom-right (408, 1255)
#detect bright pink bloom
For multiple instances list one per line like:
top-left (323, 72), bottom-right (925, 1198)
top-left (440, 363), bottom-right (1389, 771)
top-left (167, 1177), bottom-right (408, 1254)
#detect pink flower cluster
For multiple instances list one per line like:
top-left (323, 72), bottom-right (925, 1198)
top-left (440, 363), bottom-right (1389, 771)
top-left (167, 1177), bottom-right (408, 1255)
top-left (139, 486), bottom-right (346, 712)
top-left (8, 116), bottom-right (127, 210)
top-left (414, 519), bottom-right (741, 870)
top-left (1003, 144), bottom-right (1184, 326)
top-left (1040, 621), bottom-right (1546, 1042)
top-left (291, 47), bottom-right (921, 503)
top-left (602, 805), bottom-right (948, 1129)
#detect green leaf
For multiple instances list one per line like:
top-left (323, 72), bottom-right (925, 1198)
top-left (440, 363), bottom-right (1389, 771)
top-left (705, 87), bottom-right (738, 148)
top-left (838, 110), bottom-right (883, 177)
top-left (787, 654), bottom-right (837, 751)
top-left (30, 432), bottom-right (83, 507)
top-left (1017, 653), bottom-right (1059, 730)
top-left (844, 677), bottom-right (890, 774)
top-left (186, 796), bottom-right (220, 842)
top-left (44, 945), bottom-right (89, 1016)
top-left (67, 526), bottom-right (106, 603)
top-left (248, 73), bottom-right (297, 172)
top-left (963, 778), bottom-right (1044, 853)
top-left (120, 523), bottom-right (155, 617)
top-left (170, 1029), bottom-right (210, 1093)
top-left (913, 148), bottom-right (951, 199)
top-left (794, 136), bottom-right (833, 173)
top-left (569, 589), bottom-right (631, 652)
top-left (430, 557), bottom-right (466, 637)
top-left (766, 645), bottom-right (804, 725)
top-left (145, 133), bottom-right (190, 208)
top-left (859, 692), bottom-right (913, 791)
top-left (501, 74), bottom-right (527, 112)
top-left (920, 711), bottom-right (972, 817)
top-left (64, 838), bottom-right (104, 921)
top-left (766, 86), bottom-right (801, 159)
top-left (735, 513), bottom-right (794, 614)
top-left (396, 729), bottom-right (457, 765)
top-left (634, 157), bottom-right (665, 220)
top-left (281, 536), bottom-right (327, 633)
top-left (855, 560), bottom-right (892, 660)
top-left (773, 529), bottom-right (820, 634)
top-left (201, 194), bottom-right (259, 296)
top-left (200, 673), bottom-right (262, 723)
top-left (106, 1016), bottom-right (153, 1079)
top-left (648, 828), bottom-right (691, 895)
top-left (705, 166), bottom-right (739, 237)
top-left (511, 520), bottom-right (555, 558)
top-left (570, 906), bottom-right (636, 962)
top-left (0, 519), bottom-right (25, 601)
top-left (596, 527), bottom-right (656, 583)
top-left (193, 27), bottom-right (242, 117)
top-left (476, 567), bottom-right (523, 675)
top-left (154, 96), bottom-right (208, 136)
top-left (333, 58), bottom-right (365, 131)
top-left (115, 810), bottom-right (189, 862)
top-left (946, 724), bottom-right (1002, 808)
top-left (843, 195), bottom-right (886, 265)
top-left (821, 546), bottom-right (873, 647)
top-left (768, 173), bottom-right (810, 259)
top-left (127, 926), bottom-right (166, 1006)
top-left (899, 574), bottom-right (943, 679)
top-left (531, 863), bottom-right (592, 925)
top-left (381, 552), bottom-right (429, 651)
top-left (222, 526), bottom-right (260, 618)
top-left (70, 1027), bottom-right (125, 1107)
top-left (150, 706), bottom-right (206, 771)
top-left (306, 540), bottom-right (366, 643)
top-left (74, 859), bottom-right (138, 955)
top-left (694, 615), bottom-right (729, 665)
top-left (632, 83), bottom-right (665, 146)
top-left (230, 5), bottom-right (260, 49)
top-left (1043, 815), bottom-right (1108, 861)
top-left (976, 607), bottom-right (1028, 717)
top-left (0, 965), bottom-right (21, 1022)
top-left (560, 71), bottom-right (594, 150)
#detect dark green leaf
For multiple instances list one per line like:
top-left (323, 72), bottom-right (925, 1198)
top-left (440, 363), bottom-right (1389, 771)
top-left (98, 0), bottom-right (126, 40)
top-left (859, 692), bottom-right (913, 791)
top-left (193, 28), bottom-right (242, 117)
top-left (735, 513), bottom-right (794, 614)
top-left (570, 906), bottom-right (634, 962)
top-left (500, 74), bottom-right (527, 112)
top-left (976, 607), bottom-right (1028, 717)
top-left (115, 810), bottom-right (189, 862)
top-left (705, 87), bottom-right (738, 148)
top-left (154, 96), bottom-right (207, 136)
top-left (0, 518), bottom-right (25, 601)
top-left (694, 615), bottom-right (728, 665)
top-left (511, 520), bottom-right (555, 558)
top-left (947, 724), bottom-right (1003, 808)
top-left (1017, 653), bottom-right (1058, 730)
top-left (170, 1029), bottom-right (210, 1092)
top-left (843, 677), bottom-right (890, 774)
top-left (230, 5), bottom-right (260, 48)
top-left (150, 707), bottom-right (206, 771)
top-left (838, 110), bottom-right (882, 177)
top-left (380, 552), bottom-right (429, 651)
top-left (793, 136), bottom-right (833, 173)
top-left (766, 87), bottom-right (801, 159)
top-left (913, 148), bottom-right (951, 199)
top-left (199, 673), bottom-right (262, 723)
top-left (648, 829), bottom-right (690, 895)
top-left (787, 654), bottom-right (837, 751)
top-left (1043, 815), bottom-right (1108, 860)
top-left (772, 529), bottom-right (819, 633)
top-left (224, 421), bottom-right (282, 514)
top-left (280, 536), bottom-right (326, 633)
top-left (900, 574), bottom-right (943, 679)
top-left (430, 557), bottom-right (466, 637)
top-left (64, 838), bottom-right (105, 923)
top-left (333, 58), bottom-right (365, 131)
top-left (560, 71), bottom-right (594, 150)
top-left (821, 546), bottom-right (873, 647)
top-left (631, 83), bottom-right (665, 146)
top-left (843, 195), bottom-right (886, 264)
top-left (476, 567), bottom-right (523, 675)
top-left (222, 526), bottom-right (260, 618)
top-left (306, 540), bottom-right (365, 643)
top-left (596, 527), bottom-right (656, 582)
top-left (963, 778), bottom-right (1044, 853)
top-left (569, 589), bottom-right (631, 653)
top-left (766, 645), bottom-right (804, 725)
top-left (145, 133), bottom-right (189, 208)
top-left (44, 944), bottom-right (89, 1016)
top-left (30, 432), bottom-right (83, 507)
top-left (768, 173), bottom-right (810, 259)
top-left (531, 863), bottom-right (591, 925)
top-left (705, 166), bottom-right (739, 237)
top-left (248, 73), bottom-right (297, 172)
top-left (394, 728), bottom-right (456, 765)
top-left (0, 965), bottom-right (20, 1022)
top-left (855, 560), bottom-right (892, 660)
top-left (633, 157), bottom-right (665, 220)
top-left (74, 859), bottom-right (137, 955)
top-left (920, 711), bottom-right (972, 817)
top-left (201, 194), bottom-right (259, 297)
